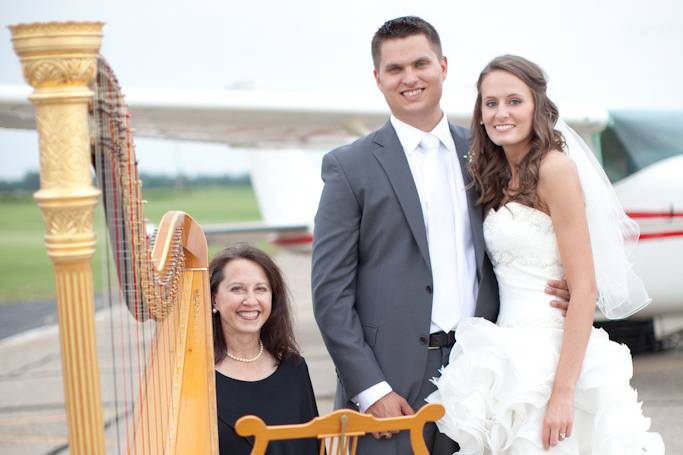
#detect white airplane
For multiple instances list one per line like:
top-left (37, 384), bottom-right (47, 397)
top-left (1, 85), bottom-right (681, 350)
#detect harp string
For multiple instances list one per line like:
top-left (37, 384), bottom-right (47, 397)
top-left (95, 106), bottom-right (124, 455)
top-left (94, 61), bottom-right (136, 452)
top-left (93, 57), bottom-right (184, 453)
top-left (93, 71), bottom-right (125, 452)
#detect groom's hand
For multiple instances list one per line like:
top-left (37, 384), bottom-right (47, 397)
top-left (546, 279), bottom-right (571, 316)
top-left (367, 391), bottom-right (415, 439)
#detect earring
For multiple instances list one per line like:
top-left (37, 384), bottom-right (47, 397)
top-left (212, 308), bottom-right (218, 314)
top-left (479, 121), bottom-right (484, 125)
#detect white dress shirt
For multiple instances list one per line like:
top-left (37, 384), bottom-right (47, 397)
top-left (353, 114), bottom-right (478, 412)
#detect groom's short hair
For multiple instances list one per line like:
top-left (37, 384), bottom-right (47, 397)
top-left (371, 16), bottom-right (442, 69)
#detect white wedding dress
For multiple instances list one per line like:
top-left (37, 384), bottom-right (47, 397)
top-left (426, 202), bottom-right (665, 454)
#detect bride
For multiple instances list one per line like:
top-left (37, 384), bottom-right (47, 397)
top-left (426, 55), bottom-right (665, 454)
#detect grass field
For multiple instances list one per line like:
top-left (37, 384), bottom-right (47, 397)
top-left (0, 185), bottom-right (261, 302)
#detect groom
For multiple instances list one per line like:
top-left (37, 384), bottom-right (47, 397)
top-left (312, 16), bottom-right (569, 454)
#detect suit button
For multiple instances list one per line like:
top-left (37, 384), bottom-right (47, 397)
top-left (419, 336), bottom-right (428, 345)
top-left (426, 285), bottom-right (433, 294)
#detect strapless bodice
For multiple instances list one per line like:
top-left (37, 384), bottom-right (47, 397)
top-left (484, 202), bottom-right (565, 328)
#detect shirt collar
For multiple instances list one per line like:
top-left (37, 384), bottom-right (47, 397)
top-left (390, 113), bottom-right (455, 155)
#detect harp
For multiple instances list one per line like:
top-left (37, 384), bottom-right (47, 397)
top-left (9, 22), bottom-right (218, 454)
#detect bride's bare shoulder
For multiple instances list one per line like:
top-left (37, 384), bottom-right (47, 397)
top-left (538, 150), bottom-right (581, 205)
top-left (539, 150), bottom-right (578, 182)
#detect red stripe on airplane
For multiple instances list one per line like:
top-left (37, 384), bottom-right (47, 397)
top-left (273, 234), bottom-right (314, 246)
top-left (639, 231), bottom-right (683, 240)
top-left (271, 229), bottom-right (683, 245)
top-left (627, 211), bottom-right (683, 219)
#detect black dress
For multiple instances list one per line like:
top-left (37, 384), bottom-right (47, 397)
top-left (216, 355), bottom-right (319, 455)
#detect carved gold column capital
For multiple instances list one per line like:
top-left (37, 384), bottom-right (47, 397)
top-left (10, 21), bottom-right (104, 90)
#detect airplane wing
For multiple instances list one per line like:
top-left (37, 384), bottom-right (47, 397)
top-left (0, 84), bottom-right (608, 149)
top-left (202, 222), bottom-right (311, 249)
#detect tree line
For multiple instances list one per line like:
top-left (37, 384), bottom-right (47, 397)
top-left (0, 172), bottom-right (251, 193)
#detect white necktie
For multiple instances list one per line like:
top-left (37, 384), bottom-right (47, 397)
top-left (420, 134), bottom-right (459, 333)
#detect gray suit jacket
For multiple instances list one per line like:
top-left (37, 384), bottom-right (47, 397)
top-left (312, 121), bottom-right (499, 409)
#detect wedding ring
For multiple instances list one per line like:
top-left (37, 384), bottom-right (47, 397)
top-left (559, 433), bottom-right (566, 440)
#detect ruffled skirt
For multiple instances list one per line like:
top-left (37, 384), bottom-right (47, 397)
top-left (425, 317), bottom-right (665, 454)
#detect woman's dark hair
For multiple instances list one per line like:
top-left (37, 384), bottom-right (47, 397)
top-left (469, 54), bottom-right (566, 213)
top-left (209, 243), bottom-right (299, 364)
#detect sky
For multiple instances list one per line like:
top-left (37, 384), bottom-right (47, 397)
top-left (1, 0), bottom-right (682, 179)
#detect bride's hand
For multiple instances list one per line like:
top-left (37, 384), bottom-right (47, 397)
top-left (542, 390), bottom-right (574, 449)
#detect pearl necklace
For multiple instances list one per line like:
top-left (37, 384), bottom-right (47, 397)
top-left (227, 340), bottom-right (264, 363)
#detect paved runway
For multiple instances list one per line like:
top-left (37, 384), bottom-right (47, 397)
top-left (0, 250), bottom-right (680, 453)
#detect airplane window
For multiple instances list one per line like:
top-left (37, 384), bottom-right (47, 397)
top-left (600, 126), bottom-right (637, 183)
top-left (599, 111), bottom-right (683, 183)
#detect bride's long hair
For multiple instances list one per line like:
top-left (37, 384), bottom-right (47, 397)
top-left (469, 55), bottom-right (565, 213)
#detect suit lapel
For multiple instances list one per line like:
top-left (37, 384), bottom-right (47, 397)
top-left (449, 123), bottom-right (486, 278)
top-left (371, 122), bottom-right (431, 271)
top-left (370, 122), bottom-right (487, 279)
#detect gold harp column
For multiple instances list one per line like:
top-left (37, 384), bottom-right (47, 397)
top-left (9, 22), bottom-right (106, 455)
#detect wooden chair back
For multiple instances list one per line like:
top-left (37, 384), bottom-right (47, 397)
top-left (235, 402), bottom-right (445, 455)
